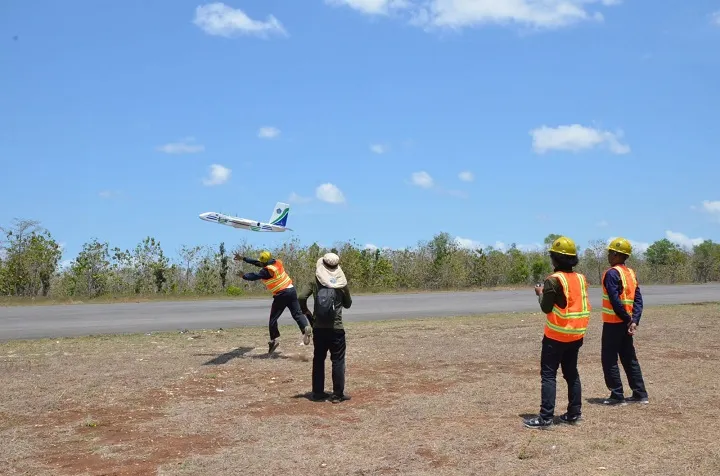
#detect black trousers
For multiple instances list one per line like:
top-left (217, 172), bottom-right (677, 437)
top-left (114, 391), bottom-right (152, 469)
top-left (312, 328), bottom-right (346, 396)
top-left (601, 322), bottom-right (648, 400)
top-left (268, 287), bottom-right (310, 341)
top-left (540, 335), bottom-right (583, 420)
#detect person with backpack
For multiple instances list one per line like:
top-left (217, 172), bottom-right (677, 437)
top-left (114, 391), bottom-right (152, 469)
top-left (297, 252), bottom-right (353, 403)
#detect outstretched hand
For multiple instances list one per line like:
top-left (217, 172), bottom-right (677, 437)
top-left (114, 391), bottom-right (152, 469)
top-left (233, 252), bottom-right (243, 261)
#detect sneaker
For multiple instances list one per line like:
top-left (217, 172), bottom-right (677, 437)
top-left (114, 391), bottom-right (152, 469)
top-left (268, 340), bottom-right (279, 354)
top-left (302, 326), bottom-right (313, 346)
top-left (523, 416), bottom-right (552, 429)
top-left (330, 394), bottom-right (351, 403)
top-left (559, 413), bottom-right (582, 425)
top-left (311, 392), bottom-right (331, 401)
top-left (626, 395), bottom-right (649, 404)
top-left (602, 396), bottom-right (627, 406)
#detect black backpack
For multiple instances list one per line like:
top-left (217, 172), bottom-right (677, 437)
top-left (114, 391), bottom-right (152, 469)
top-left (315, 283), bottom-right (340, 323)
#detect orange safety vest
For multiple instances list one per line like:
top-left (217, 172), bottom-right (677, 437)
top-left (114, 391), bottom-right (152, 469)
top-left (601, 265), bottom-right (637, 324)
top-left (544, 271), bottom-right (591, 343)
top-left (262, 259), bottom-right (293, 295)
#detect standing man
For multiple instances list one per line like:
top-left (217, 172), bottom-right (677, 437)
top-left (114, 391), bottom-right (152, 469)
top-left (235, 250), bottom-right (313, 354)
top-left (297, 252), bottom-right (353, 403)
top-left (600, 238), bottom-right (649, 405)
top-left (524, 236), bottom-right (591, 429)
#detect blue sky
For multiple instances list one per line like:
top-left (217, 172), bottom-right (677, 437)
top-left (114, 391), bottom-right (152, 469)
top-left (2, 0), bottom-right (719, 264)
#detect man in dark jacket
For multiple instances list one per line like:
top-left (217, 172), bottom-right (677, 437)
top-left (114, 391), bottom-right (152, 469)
top-left (600, 237), bottom-right (649, 405)
top-left (297, 252), bottom-right (353, 403)
top-left (235, 250), bottom-right (312, 354)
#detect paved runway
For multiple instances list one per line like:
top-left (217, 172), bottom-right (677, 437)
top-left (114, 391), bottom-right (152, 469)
top-left (1, 284), bottom-right (718, 340)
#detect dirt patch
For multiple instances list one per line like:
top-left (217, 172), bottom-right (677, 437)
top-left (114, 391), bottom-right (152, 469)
top-left (3, 303), bottom-right (720, 475)
top-left (664, 350), bottom-right (718, 360)
top-left (34, 391), bottom-right (231, 476)
top-left (416, 447), bottom-right (456, 469)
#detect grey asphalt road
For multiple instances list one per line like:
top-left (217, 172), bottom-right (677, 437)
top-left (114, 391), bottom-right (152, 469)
top-left (1, 284), bottom-right (718, 341)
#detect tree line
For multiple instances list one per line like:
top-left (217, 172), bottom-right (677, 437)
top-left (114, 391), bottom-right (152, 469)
top-left (1, 218), bottom-right (719, 300)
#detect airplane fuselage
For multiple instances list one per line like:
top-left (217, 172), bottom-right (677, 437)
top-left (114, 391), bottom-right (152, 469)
top-left (198, 212), bottom-right (289, 232)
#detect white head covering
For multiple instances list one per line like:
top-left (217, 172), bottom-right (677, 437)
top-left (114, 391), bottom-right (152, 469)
top-left (315, 252), bottom-right (347, 288)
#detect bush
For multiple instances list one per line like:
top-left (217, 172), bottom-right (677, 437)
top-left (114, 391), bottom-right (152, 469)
top-left (226, 285), bottom-right (244, 297)
top-left (2, 220), bottom-right (719, 300)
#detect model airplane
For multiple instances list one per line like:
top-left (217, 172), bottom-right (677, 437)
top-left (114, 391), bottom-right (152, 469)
top-left (199, 202), bottom-right (292, 232)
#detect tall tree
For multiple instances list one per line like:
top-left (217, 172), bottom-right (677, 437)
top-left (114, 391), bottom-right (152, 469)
top-left (218, 242), bottom-right (229, 289)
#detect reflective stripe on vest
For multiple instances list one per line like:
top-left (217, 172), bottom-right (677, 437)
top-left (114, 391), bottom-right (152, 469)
top-left (601, 265), bottom-right (637, 324)
top-left (544, 271), bottom-right (591, 343)
top-left (262, 259), bottom-right (293, 295)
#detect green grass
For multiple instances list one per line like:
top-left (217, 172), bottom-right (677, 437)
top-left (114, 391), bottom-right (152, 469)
top-left (0, 285), bottom-right (532, 306)
top-left (4, 281), bottom-right (708, 307)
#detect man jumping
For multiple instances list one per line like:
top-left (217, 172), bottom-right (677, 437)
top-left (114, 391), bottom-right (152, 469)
top-left (235, 250), bottom-right (312, 354)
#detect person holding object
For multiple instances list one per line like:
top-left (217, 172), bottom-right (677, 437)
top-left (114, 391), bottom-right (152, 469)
top-left (235, 250), bottom-right (312, 354)
top-left (600, 238), bottom-right (649, 405)
top-left (297, 252), bottom-right (353, 403)
top-left (524, 236), bottom-right (591, 429)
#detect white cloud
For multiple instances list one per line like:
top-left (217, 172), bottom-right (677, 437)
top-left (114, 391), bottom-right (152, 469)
top-left (701, 200), bottom-right (720, 217)
top-left (157, 137), bottom-right (204, 154)
top-left (666, 230), bottom-right (704, 249)
top-left (258, 126), bottom-right (280, 139)
top-left (530, 124), bottom-right (630, 154)
top-left (455, 236), bottom-right (484, 249)
top-left (711, 11), bottom-right (720, 26)
top-left (325, 0), bottom-right (410, 15)
top-left (193, 3), bottom-right (287, 38)
top-left (288, 192), bottom-right (312, 204)
top-left (454, 237), bottom-right (540, 252)
top-left (364, 243), bottom-right (379, 251)
top-left (59, 259), bottom-right (73, 270)
top-left (596, 220), bottom-right (609, 227)
top-left (409, 171), bottom-right (467, 198)
top-left (607, 237), bottom-right (650, 254)
top-left (98, 190), bottom-right (118, 199)
top-left (327, 0), bottom-right (622, 30)
top-left (411, 171), bottom-right (434, 188)
top-left (370, 144), bottom-right (387, 154)
top-left (316, 183), bottom-right (346, 204)
top-left (202, 164), bottom-right (231, 186)
top-left (458, 171), bottom-right (474, 182)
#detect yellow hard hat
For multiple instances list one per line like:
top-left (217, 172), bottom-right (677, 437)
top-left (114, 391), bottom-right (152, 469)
top-left (549, 236), bottom-right (577, 256)
top-left (608, 237), bottom-right (632, 255)
top-left (259, 250), bottom-right (272, 263)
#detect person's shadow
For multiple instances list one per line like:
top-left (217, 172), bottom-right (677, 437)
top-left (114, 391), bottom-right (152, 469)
top-left (196, 347), bottom-right (254, 365)
top-left (291, 392), bottom-right (329, 403)
top-left (195, 346), bottom-right (294, 365)
top-left (585, 397), bottom-right (610, 405)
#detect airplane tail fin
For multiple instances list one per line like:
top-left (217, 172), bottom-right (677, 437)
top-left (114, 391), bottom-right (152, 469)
top-left (269, 202), bottom-right (290, 227)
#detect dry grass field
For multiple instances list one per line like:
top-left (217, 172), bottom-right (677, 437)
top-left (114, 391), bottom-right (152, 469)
top-left (2, 302), bottom-right (719, 476)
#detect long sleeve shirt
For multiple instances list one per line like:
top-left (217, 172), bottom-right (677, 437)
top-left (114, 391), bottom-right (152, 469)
top-left (241, 257), bottom-right (273, 281)
top-left (537, 271), bottom-right (568, 314)
top-left (603, 267), bottom-right (644, 325)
